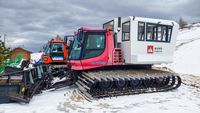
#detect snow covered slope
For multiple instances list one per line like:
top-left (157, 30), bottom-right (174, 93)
top-left (166, 23), bottom-right (200, 75)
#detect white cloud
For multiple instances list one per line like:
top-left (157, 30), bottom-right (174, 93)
top-left (12, 38), bottom-right (28, 44)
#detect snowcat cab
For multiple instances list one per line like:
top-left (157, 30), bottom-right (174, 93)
top-left (103, 16), bottom-right (179, 65)
top-left (68, 16), bottom-right (181, 99)
top-left (42, 35), bottom-right (74, 64)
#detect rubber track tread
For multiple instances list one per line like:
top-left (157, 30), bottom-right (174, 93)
top-left (76, 69), bottom-right (182, 99)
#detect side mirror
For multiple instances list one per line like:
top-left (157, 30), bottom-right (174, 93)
top-left (77, 42), bottom-right (82, 48)
top-left (64, 35), bottom-right (74, 47)
top-left (64, 36), bottom-right (68, 43)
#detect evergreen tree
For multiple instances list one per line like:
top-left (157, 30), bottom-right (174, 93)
top-left (179, 17), bottom-right (187, 29)
top-left (0, 39), bottom-right (11, 68)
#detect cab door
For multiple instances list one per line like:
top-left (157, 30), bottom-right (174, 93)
top-left (80, 31), bottom-right (108, 70)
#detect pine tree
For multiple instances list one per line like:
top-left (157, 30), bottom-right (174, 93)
top-left (0, 39), bottom-right (11, 68)
top-left (179, 17), bottom-right (187, 29)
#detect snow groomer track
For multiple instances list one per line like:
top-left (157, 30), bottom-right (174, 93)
top-left (76, 68), bottom-right (182, 99)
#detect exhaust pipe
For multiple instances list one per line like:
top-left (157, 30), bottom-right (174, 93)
top-left (118, 17), bottom-right (121, 28)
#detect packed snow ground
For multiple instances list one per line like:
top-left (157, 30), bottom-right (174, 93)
top-left (1, 24), bottom-right (200, 113)
top-left (0, 84), bottom-right (200, 113)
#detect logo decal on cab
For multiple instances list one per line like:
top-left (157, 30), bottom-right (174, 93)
top-left (147, 45), bottom-right (154, 54)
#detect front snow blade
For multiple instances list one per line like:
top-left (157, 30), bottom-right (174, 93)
top-left (0, 65), bottom-right (51, 104)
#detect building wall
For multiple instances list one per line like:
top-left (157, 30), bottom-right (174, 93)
top-left (11, 48), bottom-right (31, 61)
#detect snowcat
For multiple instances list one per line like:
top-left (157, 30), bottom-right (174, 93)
top-left (68, 16), bottom-right (181, 98)
top-left (42, 35), bottom-right (74, 65)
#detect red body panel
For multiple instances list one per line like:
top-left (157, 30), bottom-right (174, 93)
top-left (70, 60), bottom-right (83, 70)
top-left (70, 28), bottom-right (122, 71)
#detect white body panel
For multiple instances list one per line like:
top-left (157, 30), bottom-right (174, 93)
top-left (104, 16), bottom-right (179, 65)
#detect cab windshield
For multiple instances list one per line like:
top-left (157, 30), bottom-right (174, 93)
top-left (51, 43), bottom-right (63, 53)
top-left (43, 43), bottom-right (50, 55)
top-left (69, 30), bottom-right (106, 60)
top-left (69, 35), bottom-right (83, 60)
top-left (43, 42), bottom-right (63, 55)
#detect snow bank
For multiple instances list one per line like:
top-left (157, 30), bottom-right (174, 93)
top-left (167, 24), bottom-right (200, 75)
top-left (176, 25), bottom-right (200, 47)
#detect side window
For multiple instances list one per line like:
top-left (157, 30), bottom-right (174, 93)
top-left (103, 20), bottom-right (114, 31)
top-left (43, 43), bottom-right (50, 55)
top-left (157, 26), bottom-right (162, 41)
top-left (122, 21), bottom-right (130, 41)
top-left (146, 24), bottom-right (157, 41)
top-left (161, 26), bottom-right (167, 42)
top-left (167, 26), bottom-right (172, 42)
top-left (138, 22), bottom-right (145, 41)
top-left (146, 23), bottom-right (173, 43)
top-left (83, 33), bottom-right (105, 59)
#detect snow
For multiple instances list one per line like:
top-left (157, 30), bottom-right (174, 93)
top-left (168, 40), bottom-right (200, 75)
top-left (0, 85), bottom-right (200, 113)
top-left (30, 52), bottom-right (43, 63)
top-left (166, 24), bottom-right (200, 75)
top-left (176, 25), bottom-right (200, 47)
top-left (0, 87), bottom-right (71, 113)
top-left (58, 85), bottom-right (200, 113)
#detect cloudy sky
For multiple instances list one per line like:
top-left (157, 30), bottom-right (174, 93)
top-left (0, 0), bottom-right (199, 52)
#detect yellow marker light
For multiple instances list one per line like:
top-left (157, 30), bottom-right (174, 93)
top-left (43, 57), bottom-right (48, 61)
top-left (21, 87), bottom-right (25, 93)
top-left (107, 26), bottom-right (113, 31)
